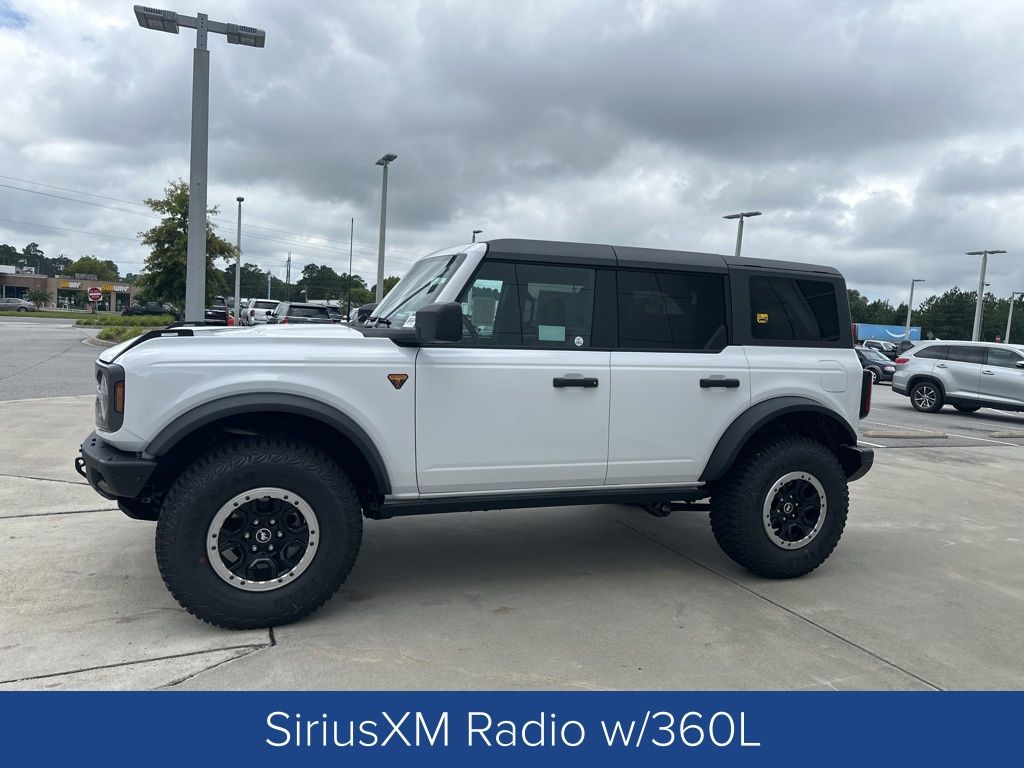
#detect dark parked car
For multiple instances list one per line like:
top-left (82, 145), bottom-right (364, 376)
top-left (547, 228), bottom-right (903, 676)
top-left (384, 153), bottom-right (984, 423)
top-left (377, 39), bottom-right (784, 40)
top-left (352, 302), bottom-right (378, 324)
top-left (326, 307), bottom-right (345, 323)
top-left (855, 346), bottom-right (896, 383)
top-left (861, 339), bottom-right (898, 360)
top-left (122, 302), bottom-right (180, 320)
top-left (266, 302), bottom-right (335, 324)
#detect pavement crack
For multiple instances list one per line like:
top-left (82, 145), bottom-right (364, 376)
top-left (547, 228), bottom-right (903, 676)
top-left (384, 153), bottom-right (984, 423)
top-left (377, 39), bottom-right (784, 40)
top-left (0, 473), bottom-right (87, 486)
top-left (159, 646), bottom-right (267, 689)
top-left (608, 514), bottom-right (944, 691)
top-left (0, 643), bottom-right (271, 686)
top-left (2, 507), bottom-right (117, 520)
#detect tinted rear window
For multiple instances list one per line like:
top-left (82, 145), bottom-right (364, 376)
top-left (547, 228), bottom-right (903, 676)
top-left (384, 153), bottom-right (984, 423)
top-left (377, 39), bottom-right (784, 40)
top-left (288, 306), bottom-right (329, 318)
top-left (947, 346), bottom-right (985, 364)
top-left (254, 301), bottom-right (278, 310)
top-left (913, 345), bottom-right (945, 359)
top-left (750, 276), bottom-right (840, 342)
top-left (618, 270), bottom-right (727, 350)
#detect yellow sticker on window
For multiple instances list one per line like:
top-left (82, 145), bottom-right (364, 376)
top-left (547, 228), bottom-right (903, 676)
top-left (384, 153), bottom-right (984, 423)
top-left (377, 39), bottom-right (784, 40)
top-left (756, 313), bottom-right (769, 324)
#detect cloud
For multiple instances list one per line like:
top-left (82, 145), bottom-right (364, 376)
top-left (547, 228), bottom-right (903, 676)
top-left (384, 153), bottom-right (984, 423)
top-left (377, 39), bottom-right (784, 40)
top-left (1, 0), bottom-right (1023, 300)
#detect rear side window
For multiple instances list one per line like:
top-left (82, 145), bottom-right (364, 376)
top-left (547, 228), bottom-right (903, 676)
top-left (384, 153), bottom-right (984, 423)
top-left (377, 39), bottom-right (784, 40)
top-left (617, 270), bottom-right (727, 351)
top-left (947, 346), bottom-right (985, 364)
top-left (913, 345), bottom-right (946, 360)
top-left (750, 276), bottom-right (840, 342)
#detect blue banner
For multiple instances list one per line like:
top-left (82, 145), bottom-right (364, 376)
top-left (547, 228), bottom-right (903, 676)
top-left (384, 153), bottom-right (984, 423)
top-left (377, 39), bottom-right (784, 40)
top-left (855, 323), bottom-right (921, 341)
top-left (0, 691), bottom-right (1018, 765)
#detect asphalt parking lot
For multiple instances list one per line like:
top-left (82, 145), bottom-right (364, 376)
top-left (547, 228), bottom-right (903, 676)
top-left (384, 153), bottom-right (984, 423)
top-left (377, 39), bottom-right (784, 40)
top-left (1, 318), bottom-right (1022, 690)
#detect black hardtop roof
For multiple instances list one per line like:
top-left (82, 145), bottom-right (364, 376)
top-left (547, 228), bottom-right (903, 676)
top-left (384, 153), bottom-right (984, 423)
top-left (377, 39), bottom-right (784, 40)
top-left (483, 238), bottom-right (841, 276)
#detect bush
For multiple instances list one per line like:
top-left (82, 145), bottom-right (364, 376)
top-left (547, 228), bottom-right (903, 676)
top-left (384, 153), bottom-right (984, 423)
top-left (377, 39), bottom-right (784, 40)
top-left (96, 326), bottom-right (165, 343)
top-left (77, 314), bottom-right (174, 328)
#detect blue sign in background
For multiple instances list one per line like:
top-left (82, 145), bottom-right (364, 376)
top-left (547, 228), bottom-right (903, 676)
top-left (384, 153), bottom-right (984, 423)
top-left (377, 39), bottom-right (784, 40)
top-left (0, 691), bottom-right (1018, 766)
top-left (856, 323), bottom-right (922, 341)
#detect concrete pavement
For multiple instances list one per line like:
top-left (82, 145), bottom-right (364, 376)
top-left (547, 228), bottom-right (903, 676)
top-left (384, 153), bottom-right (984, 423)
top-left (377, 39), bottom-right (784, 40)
top-left (1, 393), bottom-right (1022, 691)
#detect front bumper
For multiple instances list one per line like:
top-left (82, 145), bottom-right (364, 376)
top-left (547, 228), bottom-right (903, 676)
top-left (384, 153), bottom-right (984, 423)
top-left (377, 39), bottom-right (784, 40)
top-left (839, 444), bottom-right (874, 482)
top-left (76, 431), bottom-right (157, 500)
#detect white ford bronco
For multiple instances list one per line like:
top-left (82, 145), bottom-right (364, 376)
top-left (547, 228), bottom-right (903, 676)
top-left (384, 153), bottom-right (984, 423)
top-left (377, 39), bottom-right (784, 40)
top-left (78, 239), bottom-right (873, 629)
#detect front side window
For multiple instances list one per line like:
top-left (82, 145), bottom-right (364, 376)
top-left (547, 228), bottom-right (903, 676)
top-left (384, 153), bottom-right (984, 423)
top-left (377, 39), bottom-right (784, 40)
top-left (750, 276), bottom-right (840, 342)
top-left (618, 270), bottom-right (727, 350)
top-left (947, 346), bottom-right (985, 364)
top-left (370, 251), bottom-right (466, 328)
top-left (986, 347), bottom-right (1024, 369)
top-left (455, 261), bottom-right (596, 348)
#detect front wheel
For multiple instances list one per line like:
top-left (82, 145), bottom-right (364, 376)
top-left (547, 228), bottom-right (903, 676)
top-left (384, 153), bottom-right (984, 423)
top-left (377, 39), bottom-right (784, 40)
top-left (910, 381), bottom-right (943, 412)
top-left (155, 437), bottom-right (363, 629)
top-left (710, 436), bottom-right (848, 578)
top-left (17, 307), bottom-right (27, 312)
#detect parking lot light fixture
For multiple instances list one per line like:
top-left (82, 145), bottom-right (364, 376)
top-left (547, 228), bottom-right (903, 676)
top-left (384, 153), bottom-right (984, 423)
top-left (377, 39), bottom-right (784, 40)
top-left (1007, 291), bottom-right (1024, 344)
top-left (904, 278), bottom-right (925, 342)
top-left (133, 5), bottom-right (266, 323)
top-left (966, 250), bottom-right (1006, 341)
top-left (375, 153), bottom-right (397, 303)
top-left (472, 229), bottom-right (483, 243)
top-left (723, 211), bottom-right (762, 257)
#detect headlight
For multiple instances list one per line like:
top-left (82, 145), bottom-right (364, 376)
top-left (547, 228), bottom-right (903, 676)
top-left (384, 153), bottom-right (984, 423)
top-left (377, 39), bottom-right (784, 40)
top-left (94, 363), bottom-right (126, 432)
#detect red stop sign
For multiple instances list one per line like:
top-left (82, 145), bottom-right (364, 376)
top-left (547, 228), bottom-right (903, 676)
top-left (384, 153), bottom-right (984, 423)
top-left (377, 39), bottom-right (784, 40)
top-left (88, 287), bottom-right (102, 302)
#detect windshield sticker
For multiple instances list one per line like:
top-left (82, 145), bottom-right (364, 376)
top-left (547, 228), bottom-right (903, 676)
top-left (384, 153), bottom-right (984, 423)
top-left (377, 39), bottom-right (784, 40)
top-left (574, 336), bottom-right (584, 347)
top-left (756, 313), bottom-right (769, 324)
top-left (403, 313), bottom-right (417, 328)
top-left (539, 325), bottom-right (566, 342)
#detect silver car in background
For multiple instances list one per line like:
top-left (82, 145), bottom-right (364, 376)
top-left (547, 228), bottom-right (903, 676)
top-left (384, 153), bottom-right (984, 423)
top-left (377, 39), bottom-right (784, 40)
top-left (0, 297), bottom-right (37, 312)
top-left (892, 340), bottom-right (1024, 414)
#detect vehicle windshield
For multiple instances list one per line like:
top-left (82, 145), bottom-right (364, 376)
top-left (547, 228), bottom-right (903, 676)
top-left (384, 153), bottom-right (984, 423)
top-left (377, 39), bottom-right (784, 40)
top-left (370, 251), bottom-right (466, 327)
top-left (861, 349), bottom-right (890, 363)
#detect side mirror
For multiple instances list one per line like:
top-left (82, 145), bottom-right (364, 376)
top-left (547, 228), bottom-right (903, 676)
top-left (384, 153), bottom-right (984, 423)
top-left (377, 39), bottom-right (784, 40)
top-left (416, 302), bottom-right (463, 343)
top-left (1016, 360), bottom-right (1024, 369)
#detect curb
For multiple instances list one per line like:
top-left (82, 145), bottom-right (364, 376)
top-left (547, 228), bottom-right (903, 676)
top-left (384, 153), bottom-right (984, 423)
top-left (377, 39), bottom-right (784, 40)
top-left (84, 337), bottom-right (117, 348)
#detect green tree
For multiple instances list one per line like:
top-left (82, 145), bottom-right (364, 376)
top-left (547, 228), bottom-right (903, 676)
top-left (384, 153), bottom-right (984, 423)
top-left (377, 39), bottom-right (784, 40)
top-left (21, 242), bottom-right (44, 271)
top-left (371, 275), bottom-right (401, 298)
top-left (66, 255), bottom-right (120, 281)
top-left (136, 179), bottom-right (235, 305)
top-left (223, 262), bottom-right (270, 299)
top-left (0, 243), bottom-right (18, 265)
top-left (25, 288), bottom-right (52, 308)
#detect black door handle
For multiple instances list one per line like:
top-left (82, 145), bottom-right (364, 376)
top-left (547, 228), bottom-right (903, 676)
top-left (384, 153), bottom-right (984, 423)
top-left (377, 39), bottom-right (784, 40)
top-left (700, 378), bottom-right (740, 389)
top-left (553, 377), bottom-right (599, 388)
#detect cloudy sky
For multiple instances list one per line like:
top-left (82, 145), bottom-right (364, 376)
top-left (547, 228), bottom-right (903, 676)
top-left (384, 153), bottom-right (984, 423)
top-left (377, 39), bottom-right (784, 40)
top-left (2, 0), bottom-right (1024, 303)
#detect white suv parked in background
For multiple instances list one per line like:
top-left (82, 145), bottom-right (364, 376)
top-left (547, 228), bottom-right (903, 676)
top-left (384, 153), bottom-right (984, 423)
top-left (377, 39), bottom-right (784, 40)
top-left (244, 298), bottom-right (280, 325)
top-left (78, 239), bottom-right (873, 629)
top-left (892, 340), bottom-right (1024, 413)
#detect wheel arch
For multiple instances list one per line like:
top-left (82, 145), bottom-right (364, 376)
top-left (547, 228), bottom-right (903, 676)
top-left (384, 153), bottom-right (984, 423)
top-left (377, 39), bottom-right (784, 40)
top-left (145, 394), bottom-right (391, 505)
top-left (906, 374), bottom-right (945, 398)
top-left (700, 397), bottom-right (860, 483)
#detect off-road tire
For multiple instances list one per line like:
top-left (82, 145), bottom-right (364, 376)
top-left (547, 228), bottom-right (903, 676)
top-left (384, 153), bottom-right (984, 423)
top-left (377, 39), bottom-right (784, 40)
top-left (710, 436), bottom-right (848, 579)
top-left (910, 380), bottom-right (943, 412)
top-left (155, 437), bottom-right (362, 629)
top-left (954, 404), bottom-right (980, 414)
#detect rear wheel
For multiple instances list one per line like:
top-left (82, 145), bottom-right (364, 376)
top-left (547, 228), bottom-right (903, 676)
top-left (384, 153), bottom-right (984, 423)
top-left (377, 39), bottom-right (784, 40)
top-left (17, 307), bottom-right (27, 312)
top-left (868, 367), bottom-right (880, 384)
top-left (155, 437), bottom-right (362, 629)
top-left (710, 436), bottom-right (848, 578)
top-left (954, 404), bottom-right (981, 413)
top-left (910, 381), bottom-right (943, 412)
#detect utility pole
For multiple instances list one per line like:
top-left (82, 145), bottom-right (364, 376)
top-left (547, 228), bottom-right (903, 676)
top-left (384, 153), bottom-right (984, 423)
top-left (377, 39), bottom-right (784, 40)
top-left (1007, 291), bottom-right (1023, 344)
top-left (903, 278), bottom-right (925, 342)
top-left (347, 217), bottom-right (354, 320)
top-left (266, 270), bottom-right (271, 300)
top-left (285, 251), bottom-right (291, 301)
top-left (233, 196), bottom-right (244, 325)
top-left (967, 250), bottom-right (1006, 341)
top-left (722, 211), bottom-right (762, 257)
top-left (375, 153), bottom-right (397, 302)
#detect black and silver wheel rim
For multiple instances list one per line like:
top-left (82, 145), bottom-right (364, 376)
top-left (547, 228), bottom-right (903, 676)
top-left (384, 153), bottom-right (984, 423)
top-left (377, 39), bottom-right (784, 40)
top-left (762, 472), bottom-right (827, 550)
top-left (912, 385), bottom-right (937, 409)
top-left (207, 487), bottom-right (318, 592)
top-left (870, 369), bottom-right (879, 384)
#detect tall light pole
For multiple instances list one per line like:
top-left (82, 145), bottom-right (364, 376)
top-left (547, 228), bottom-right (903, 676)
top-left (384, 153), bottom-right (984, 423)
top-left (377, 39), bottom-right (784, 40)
top-left (233, 196), bottom-right (244, 324)
top-left (347, 217), bottom-right (354, 321)
top-left (133, 6), bottom-right (265, 323)
top-left (903, 278), bottom-right (925, 342)
top-left (966, 250), bottom-right (1006, 341)
top-left (1007, 291), bottom-right (1024, 344)
top-left (723, 211), bottom-right (762, 257)
top-left (472, 229), bottom-right (483, 243)
top-left (375, 153), bottom-right (397, 303)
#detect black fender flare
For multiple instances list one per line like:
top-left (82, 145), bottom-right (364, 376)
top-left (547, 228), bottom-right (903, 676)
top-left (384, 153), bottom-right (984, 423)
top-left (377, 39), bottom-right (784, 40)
top-left (144, 393), bottom-right (391, 495)
top-left (699, 396), bottom-right (858, 483)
